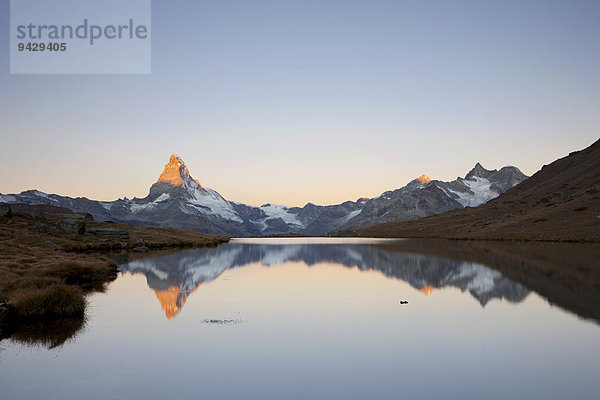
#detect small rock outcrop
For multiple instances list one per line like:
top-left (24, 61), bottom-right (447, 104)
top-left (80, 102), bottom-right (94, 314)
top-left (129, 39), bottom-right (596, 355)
top-left (56, 218), bottom-right (86, 235)
top-left (0, 204), bottom-right (11, 218)
top-left (43, 240), bottom-right (61, 249)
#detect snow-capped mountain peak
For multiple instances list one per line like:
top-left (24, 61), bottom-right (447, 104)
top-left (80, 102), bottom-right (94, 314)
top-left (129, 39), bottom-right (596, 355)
top-left (414, 174), bottom-right (432, 183)
top-left (156, 154), bottom-right (203, 188)
top-left (465, 162), bottom-right (490, 179)
top-left (0, 156), bottom-right (528, 236)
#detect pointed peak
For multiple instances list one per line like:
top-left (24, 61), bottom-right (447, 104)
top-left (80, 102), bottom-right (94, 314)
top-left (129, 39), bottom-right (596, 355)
top-left (168, 154), bottom-right (185, 165)
top-left (466, 162), bottom-right (491, 179)
top-left (156, 154), bottom-right (203, 187)
top-left (414, 174), bottom-right (431, 183)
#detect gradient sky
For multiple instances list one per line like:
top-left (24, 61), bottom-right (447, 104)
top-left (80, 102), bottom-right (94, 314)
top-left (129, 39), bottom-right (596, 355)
top-left (1, 0), bottom-right (599, 206)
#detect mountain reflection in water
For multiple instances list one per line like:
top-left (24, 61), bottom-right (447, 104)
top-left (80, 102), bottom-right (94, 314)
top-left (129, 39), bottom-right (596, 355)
top-left (119, 239), bottom-right (530, 319)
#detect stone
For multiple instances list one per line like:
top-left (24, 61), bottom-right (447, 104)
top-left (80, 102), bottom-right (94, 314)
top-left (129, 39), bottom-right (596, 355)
top-left (56, 218), bottom-right (86, 235)
top-left (133, 245), bottom-right (149, 252)
top-left (35, 222), bottom-right (48, 233)
top-left (0, 204), bottom-right (11, 218)
top-left (27, 208), bottom-right (46, 220)
top-left (44, 240), bottom-right (61, 249)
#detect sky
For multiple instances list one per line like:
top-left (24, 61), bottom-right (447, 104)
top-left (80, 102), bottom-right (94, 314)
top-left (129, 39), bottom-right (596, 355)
top-left (0, 0), bottom-right (599, 206)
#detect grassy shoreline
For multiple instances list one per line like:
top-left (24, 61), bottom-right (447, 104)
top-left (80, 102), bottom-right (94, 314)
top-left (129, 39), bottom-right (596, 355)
top-left (0, 204), bottom-right (229, 340)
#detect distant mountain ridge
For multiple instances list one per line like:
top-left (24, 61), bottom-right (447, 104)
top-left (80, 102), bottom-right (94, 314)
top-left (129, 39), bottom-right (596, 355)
top-left (357, 139), bottom-right (600, 241)
top-left (0, 155), bottom-right (527, 236)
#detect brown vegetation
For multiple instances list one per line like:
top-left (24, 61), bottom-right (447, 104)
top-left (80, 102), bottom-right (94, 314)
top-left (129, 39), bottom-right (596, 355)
top-left (0, 203), bottom-right (229, 342)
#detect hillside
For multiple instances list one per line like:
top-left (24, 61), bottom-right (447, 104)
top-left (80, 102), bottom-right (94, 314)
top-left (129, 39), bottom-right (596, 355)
top-left (356, 139), bottom-right (600, 241)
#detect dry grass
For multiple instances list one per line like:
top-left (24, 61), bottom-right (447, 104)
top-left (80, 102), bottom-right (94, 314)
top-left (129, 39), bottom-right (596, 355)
top-left (0, 205), bottom-right (229, 341)
top-left (9, 285), bottom-right (86, 319)
top-left (5, 317), bottom-right (86, 349)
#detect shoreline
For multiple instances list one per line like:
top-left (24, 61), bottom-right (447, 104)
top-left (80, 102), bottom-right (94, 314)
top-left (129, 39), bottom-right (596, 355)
top-left (0, 203), bottom-right (229, 342)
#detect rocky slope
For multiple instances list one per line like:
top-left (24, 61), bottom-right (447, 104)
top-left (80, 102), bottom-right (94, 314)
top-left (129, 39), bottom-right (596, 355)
top-left (357, 139), bottom-right (600, 241)
top-left (0, 155), bottom-right (527, 236)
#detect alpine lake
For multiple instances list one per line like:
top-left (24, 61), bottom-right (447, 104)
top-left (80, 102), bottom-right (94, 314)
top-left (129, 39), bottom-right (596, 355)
top-left (1, 238), bottom-right (599, 400)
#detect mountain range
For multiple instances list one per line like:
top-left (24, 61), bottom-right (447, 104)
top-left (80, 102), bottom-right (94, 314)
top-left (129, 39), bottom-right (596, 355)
top-left (0, 154), bottom-right (527, 236)
top-left (358, 138), bottom-right (600, 241)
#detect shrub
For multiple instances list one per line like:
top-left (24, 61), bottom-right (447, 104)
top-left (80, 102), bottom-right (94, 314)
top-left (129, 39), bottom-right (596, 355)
top-left (10, 317), bottom-right (86, 349)
top-left (46, 261), bottom-right (117, 291)
top-left (10, 284), bottom-right (86, 320)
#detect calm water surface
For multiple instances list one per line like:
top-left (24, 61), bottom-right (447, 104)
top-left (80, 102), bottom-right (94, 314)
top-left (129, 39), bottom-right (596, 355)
top-left (1, 238), bottom-right (599, 399)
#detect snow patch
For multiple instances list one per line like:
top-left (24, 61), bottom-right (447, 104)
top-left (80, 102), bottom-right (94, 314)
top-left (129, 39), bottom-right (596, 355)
top-left (342, 208), bottom-right (362, 224)
top-left (31, 190), bottom-right (49, 198)
top-left (155, 193), bottom-right (171, 202)
top-left (130, 202), bottom-right (156, 213)
top-left (130, 193), bottom-right (171, 213)
top-left (0, 194), bottom-right (17, 203)
top-left (185, 185), bottom-right (243, 223)
top-left (446, 177), bottom-right (497, 207)
top-left (259, 204), bottom-right (303, 228)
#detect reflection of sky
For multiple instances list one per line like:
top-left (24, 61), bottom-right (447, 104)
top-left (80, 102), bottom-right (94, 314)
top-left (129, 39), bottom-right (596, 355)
top-left (2, 260), bottom-right (600, 399)
top-left (1, 1), bottom-right (599, 205)
top-left (118, 239), bottom-right (531, 318)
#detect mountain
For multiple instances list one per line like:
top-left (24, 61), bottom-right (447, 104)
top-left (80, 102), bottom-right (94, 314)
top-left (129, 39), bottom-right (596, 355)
top-left (120, 241), bottom-right (530, 319)
top-left (357, 138), bottom-right (600, 241)
top-left (338, 164), bottom-right (527, 230)
top-left (0, 155), bottom-right (527, 236)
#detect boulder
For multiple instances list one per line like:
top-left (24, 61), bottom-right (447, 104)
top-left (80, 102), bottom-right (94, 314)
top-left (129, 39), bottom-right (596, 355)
top-left (28, 222), bottom-right (47, 233)
top-left (133, 245), bottom-right (149, 252)
top-left (23, 208), bottom-right (46, 220)
top-left (56, 218), bottom-right (86, 235)
top-left (0, 204), bottom-right (11, 218)
top-left (44, 240), bottom-right (61, 249)
top-left (58, 212), bottom-right (94, 221)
